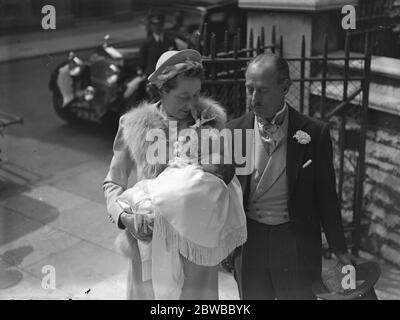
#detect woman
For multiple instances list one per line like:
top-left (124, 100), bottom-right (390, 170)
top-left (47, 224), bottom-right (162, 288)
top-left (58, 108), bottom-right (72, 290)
top-left (103, 49), bottom-right (246, 300)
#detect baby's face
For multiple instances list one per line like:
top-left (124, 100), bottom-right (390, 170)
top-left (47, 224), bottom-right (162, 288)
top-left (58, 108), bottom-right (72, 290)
top-left (173, 122), bottom-right (223, 167)
top-left (202, 163), bottom-right (234, 184)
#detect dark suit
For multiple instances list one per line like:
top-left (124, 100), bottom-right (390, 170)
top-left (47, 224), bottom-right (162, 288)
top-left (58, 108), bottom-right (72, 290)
top-left (226, 106), bottom-right (347, 299)
top-left (139, 33), bottom-right (177, 76)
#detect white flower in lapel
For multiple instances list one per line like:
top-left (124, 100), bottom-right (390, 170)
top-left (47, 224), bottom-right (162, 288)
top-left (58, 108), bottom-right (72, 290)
top-left (293, 130), bottom-right (311, 144)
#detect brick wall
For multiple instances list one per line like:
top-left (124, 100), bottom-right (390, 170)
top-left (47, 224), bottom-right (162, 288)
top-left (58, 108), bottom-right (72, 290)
top-left (330, 114), bottom-right (400, 266)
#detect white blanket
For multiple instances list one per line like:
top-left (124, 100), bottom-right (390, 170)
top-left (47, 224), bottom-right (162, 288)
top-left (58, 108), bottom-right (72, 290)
top-left (118, 165), bottom-right (246, 299)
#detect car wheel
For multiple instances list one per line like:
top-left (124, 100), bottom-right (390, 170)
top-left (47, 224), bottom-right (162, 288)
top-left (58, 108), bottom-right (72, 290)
top-left (52, 90), bottom-right (78, 123)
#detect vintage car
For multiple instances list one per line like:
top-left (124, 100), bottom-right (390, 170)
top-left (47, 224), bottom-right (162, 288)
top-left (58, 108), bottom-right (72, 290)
top-left (48, 0), bottom-right (246, 125)
top-left (152, 0), bottom-right (247, 49)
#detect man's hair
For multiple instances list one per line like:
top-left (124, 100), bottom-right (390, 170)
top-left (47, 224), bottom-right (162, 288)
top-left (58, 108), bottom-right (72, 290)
top-left (160, 63), bottom-right (205, 93)
top-left (247, 53), bottom-right (292, 85)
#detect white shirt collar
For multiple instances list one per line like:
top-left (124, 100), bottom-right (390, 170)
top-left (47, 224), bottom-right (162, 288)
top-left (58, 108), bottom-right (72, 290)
top-left (255, 101), bottom-right (288, 126)
top-left (153, 33), bottom-right (164, 43)
top-left (270, 102), bottom-right (288, 125)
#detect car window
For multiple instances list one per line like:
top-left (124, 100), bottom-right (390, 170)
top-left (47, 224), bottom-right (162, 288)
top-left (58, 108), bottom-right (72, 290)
top-left (209, 12), bottom-right (225, 23)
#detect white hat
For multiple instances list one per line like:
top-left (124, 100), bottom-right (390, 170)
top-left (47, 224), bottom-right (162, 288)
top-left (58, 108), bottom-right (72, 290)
top-left (147, 49), bottom-right (202, 86)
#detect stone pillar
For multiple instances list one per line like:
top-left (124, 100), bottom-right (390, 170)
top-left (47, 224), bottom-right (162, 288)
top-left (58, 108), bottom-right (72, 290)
top-left (239, 0), bottom-right (358, 112)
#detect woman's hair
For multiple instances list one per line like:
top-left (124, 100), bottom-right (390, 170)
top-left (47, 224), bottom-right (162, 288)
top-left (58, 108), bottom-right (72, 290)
top-left (148, 61), bottom-right (205, 99)
top-left (161, 63), bottom-right (205, 93)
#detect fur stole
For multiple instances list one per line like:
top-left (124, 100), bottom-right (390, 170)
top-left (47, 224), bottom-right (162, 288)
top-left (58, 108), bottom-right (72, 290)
top-left (121, 96), bottom-right (227, 180)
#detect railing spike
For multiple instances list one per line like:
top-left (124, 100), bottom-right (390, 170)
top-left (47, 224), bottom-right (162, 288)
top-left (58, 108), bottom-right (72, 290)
top-left (203, 23), bottom-right (209, 56)
top-left (237, 28), bottom-right (241, 53)
top-left (261, 26), bottom-right (265, 48)
top-left (249, 28), bottom-right (254, 57)
top-left (271, 26), bottom-right (276, 53)
top-left (210, 33), bottom-right (216, 59)
top-left (223, 30), bottom-right (229, 53)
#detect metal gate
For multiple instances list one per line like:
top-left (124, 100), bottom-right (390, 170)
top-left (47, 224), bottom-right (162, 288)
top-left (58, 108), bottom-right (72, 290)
top-left (192, 25), bottom-right (372, 256)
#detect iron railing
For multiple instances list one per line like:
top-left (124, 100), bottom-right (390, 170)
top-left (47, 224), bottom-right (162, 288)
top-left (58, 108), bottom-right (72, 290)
top-left (193, 24), bottom-right (372, 256)
top-left (347, 0), bottom-right (399, 58)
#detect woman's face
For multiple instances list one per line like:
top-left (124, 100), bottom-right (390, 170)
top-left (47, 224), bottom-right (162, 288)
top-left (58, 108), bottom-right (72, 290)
top-left (161, 74), bottom-right (201, 120)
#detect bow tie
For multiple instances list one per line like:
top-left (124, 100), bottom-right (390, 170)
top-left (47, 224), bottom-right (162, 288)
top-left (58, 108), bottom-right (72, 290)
top-left (256, 108), bottom-right (286, 137)
top-left (256, 114), bottom-right (286, 156)
top-left (256, 117), bottom-right (281, 143)
top-left (257, 119), bottom-right (279, 134)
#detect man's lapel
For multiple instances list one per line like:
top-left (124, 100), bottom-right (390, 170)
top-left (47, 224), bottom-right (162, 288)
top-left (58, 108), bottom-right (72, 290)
top-left (287, 106), bottom-right (308, 198)
top-left (253, 118), bottom-right (269, 187)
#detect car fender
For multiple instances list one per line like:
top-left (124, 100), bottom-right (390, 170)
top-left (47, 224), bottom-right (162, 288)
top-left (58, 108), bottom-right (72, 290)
top-left (49, 61), bottom-right (68, 92)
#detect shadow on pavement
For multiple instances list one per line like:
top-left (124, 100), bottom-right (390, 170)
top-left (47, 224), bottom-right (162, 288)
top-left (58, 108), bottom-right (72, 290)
top-left (0, 246), bottom-right (34, 290)
top-left (1, 246), bottom-right (34, 266)
top-left (0, 194), bottom-right (60, 246)
top-left (0, 268), bottom-right (23, 290)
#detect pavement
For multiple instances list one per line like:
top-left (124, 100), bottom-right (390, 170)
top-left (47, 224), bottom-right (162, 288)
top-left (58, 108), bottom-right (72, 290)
top-left (0, 18), bottom-right (400, 300)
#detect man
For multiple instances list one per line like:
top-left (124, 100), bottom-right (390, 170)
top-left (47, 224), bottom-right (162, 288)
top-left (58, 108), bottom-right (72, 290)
top-left (227, 53), bottom-right (356, 300)
top-left (138, 13), bottom-right (177, 77)
top-left (124, 13), bottom-right (177, 102)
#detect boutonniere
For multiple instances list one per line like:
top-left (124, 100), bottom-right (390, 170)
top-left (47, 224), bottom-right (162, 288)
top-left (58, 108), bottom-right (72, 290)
top-left (293, 130), bottom-right (311, 144)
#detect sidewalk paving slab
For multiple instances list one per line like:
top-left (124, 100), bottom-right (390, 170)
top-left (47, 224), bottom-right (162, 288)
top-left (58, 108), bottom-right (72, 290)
top-left (50, 165), bottom-right (111, 205)
top-left (1, 185), bottom-right (88, 218)
top-left (2, 136), bottom-right (97, 183)
top-left (37, 160), bottom-right (109, 188)
top-left (0, 266), bottom-right (69, 300)
top-left (23, 239), bottom-right (127, 298)
top-left (79, 215), bottom-right (120, 254)
top-left (0, 206), bottom-right (47, 248)
top-left (0, 223), bottom-right (81, 270)
top-left (71, 268), bottom-right (127, 300)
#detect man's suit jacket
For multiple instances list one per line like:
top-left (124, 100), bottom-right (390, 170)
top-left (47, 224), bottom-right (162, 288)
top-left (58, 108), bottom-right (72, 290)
top-left (139, 34), bottom-right (177, 76)
top-left (226, 106), bottom-right (347, 282)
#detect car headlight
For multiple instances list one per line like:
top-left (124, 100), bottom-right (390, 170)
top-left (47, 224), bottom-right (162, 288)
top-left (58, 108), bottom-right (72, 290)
top-left (69, 66), bottom-right (81, 76)
top-left (105, 64), bottom-right (119, 84)
top-left (106, 74), bottom-right (118, 85)
top-left (84, 86), bottom-right (95, 101)
top-left (68, 52), bottom-right (83, 76)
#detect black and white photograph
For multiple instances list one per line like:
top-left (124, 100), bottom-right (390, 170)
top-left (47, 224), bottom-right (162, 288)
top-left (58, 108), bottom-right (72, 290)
top-left (1, 0), bottom-right (400, 304)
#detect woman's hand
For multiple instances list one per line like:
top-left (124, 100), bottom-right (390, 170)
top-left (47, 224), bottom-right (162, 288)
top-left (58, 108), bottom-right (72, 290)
top-left (135, 211), bottom-right (155, 236)
top-left (120, 211), bottom-right (153, 242)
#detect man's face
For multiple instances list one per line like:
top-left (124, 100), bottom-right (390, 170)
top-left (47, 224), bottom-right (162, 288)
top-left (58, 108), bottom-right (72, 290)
top-left (150, 22), bottom-right (164, 35)
top-left (245, 62), bottom-right (288, 120)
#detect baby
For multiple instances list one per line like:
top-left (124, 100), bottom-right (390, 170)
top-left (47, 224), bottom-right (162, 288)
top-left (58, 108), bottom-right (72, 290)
top-left (117, 107), bottom-right (234, 236)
